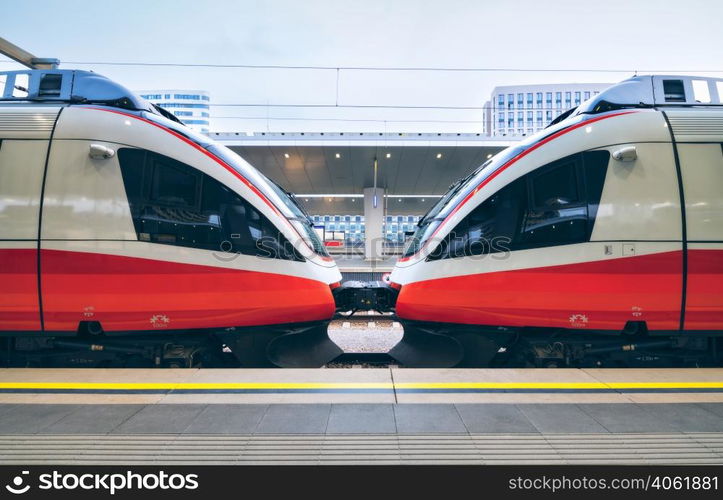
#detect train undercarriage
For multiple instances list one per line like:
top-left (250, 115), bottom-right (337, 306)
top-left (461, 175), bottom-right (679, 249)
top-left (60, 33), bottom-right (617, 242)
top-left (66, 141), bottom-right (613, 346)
top-left (0, 320), bottom-right (341, 369)
top-left (1, 280), bottom-right (721, 368)
top-left (393, 320), bottom-right (723, 368)
top-left (1, 321), bottom-right (720, 369)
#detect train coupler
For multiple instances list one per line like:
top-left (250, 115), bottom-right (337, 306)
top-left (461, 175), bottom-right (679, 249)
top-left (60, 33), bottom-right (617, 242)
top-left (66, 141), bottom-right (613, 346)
top-left (332, 280), bottom-right (398, 313)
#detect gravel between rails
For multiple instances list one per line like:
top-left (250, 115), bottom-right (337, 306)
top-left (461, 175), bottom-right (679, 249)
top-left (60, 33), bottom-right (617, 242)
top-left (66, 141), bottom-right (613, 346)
top-left (327, 318), bottom-right (403, 353)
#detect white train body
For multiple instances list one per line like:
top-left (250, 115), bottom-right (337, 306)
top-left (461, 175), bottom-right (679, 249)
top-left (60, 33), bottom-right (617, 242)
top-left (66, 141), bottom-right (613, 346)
top-left (0, 70), bottom-right (341, 366)
top-left (387, 75), bottom-right (723, 366)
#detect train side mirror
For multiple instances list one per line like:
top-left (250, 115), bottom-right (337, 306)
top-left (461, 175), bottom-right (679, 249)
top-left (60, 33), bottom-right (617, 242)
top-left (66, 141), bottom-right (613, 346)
top-left (89, 144), bottom-right (115, 160)
top-left (612, 146), bottom-right (637, 162)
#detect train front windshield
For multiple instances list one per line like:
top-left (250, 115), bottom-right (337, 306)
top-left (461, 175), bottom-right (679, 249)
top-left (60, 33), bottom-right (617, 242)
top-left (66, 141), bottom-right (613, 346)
top-left (402, 145), bottom-right (526, 258)
top-left (402, 114), bottom-right (585, 259)
top-left (206, 144), bottom-right (330, 257)
top-left (140, 111), bottom-right (330, 258)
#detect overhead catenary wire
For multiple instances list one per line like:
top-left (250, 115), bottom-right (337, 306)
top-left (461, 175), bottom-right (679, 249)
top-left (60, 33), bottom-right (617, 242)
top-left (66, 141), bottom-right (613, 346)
top-left (212, 116), bottom-right (486, 123)
top-left (9, 60), bottom-right (721, 74)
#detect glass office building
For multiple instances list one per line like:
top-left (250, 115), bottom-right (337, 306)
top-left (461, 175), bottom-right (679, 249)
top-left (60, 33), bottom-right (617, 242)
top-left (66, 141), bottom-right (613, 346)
top-left (487, 83), bottom-right (611, 137)
top-left (311, 214), bottom-right (421, 246)
top-left (136, 90), bottom-right (211, 134)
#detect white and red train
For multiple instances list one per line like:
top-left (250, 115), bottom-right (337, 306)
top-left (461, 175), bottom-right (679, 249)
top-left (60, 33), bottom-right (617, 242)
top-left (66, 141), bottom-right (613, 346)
top-left (0, 69), bottom-right (342, 367)
top-left (384, 75), bottom-right (723, 367)
top-left (2, 70), bottom-right (722, 368)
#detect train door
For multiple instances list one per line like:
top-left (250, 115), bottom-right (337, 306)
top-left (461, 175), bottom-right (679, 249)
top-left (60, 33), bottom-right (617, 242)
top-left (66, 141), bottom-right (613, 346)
top-left (677, 142), bottom-right (723, 331)
top-left (39, 136), bottom-right (139, 332)
top-left (408, 142), bottom-right (683, 332)
top-left (0, 108), bottom-right (59, 331)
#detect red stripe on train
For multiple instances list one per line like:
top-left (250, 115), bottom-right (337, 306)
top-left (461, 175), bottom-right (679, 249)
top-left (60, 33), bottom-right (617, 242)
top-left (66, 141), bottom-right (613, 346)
top-left (396, 250), bottom-right (686, 331)
top-left (38, 249), bottom-right (335, 332)
top-left (0, 249), bottom-right (40, 330)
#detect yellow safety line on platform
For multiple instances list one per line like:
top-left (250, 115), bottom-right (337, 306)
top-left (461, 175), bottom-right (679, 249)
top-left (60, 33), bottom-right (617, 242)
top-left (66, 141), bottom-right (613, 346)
top-left (394, 382), bottom-right (723, 389)
top-left (0, 381), bottom-right (721, 390)
top-left (0, 382), bottom-right (393, 390)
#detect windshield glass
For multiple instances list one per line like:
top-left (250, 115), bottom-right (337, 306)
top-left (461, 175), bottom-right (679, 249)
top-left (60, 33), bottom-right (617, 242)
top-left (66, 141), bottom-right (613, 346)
top-left (140, 113), bottom-right (330, 257)
top-left (402, 114), bottom-right (585, 258)
top-left (206, 143), bottom-right (329, 257)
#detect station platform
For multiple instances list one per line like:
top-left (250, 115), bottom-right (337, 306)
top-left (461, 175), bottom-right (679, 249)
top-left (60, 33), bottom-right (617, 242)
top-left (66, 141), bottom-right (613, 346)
top-left (0, 368), bottom-right (721, 465)
top-left (334, 254), bottom-right (396, 279)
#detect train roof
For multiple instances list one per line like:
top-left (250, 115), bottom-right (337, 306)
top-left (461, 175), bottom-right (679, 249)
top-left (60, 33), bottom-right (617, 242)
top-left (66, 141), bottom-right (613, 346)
top-left (0, 69), bottom-right (183, 124)
top-left (574, 74), bottom-right (723, 117)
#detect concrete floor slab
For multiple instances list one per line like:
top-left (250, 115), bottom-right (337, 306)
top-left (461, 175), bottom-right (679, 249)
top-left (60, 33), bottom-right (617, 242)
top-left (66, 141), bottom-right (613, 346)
top-left (393, 404), bottom-right (467, 434)
top-left (624, 393), bottom-right (723, 404)
top-left (577, 403), bottom-right (683, 433)
top-left (0, 404), bottom-right (80, 434)
top-left (455, 404), bottom-right (538, 433)
top-left (0, 368), bottom-right (198, 383)
top-left (185, 368), bottom-right (393, 384)
top-left (633, 404), bottom-right (723, 432)
top-left (697, 403), bottom-right (723, 418)
top-left (112, 404), bottom-right (206, 434)
top-left (184, 404), bottom-right (268, 434)
top-left (326, 404), bottom-right (396, 434)
top-left (255, 404), bottom-right (331, 434)
top-left (583, 368), bottom-right (723, 383)
top-left (391, 368), bottom-right (604, 384)
top-left (517, 404), bottom-right (610, 434)
top-left (39, 404), bottom-right (144, 434)
top-left (394, 393), bottom-right (634, 404)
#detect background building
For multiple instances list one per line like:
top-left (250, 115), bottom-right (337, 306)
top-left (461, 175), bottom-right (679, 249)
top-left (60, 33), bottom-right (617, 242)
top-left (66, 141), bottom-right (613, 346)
top-left (136, 90), bottom-right (211, 134)
top-left (485, 82), bottom-right (611, 137)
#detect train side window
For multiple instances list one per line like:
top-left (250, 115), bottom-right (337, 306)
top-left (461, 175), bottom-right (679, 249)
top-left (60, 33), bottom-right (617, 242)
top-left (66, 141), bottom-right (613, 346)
top-left (427, 177), bottom-right (526, 260)
top-left (428, 151), bottom-right (609, 261)
top-left (663, 79), bottom-right (686, 102)
top-left (118, 148), bottom-right (302, 261)
top-left (149, 157), bottom-right (199, 207)
top-left (519, 158), bottom-right (587, 247)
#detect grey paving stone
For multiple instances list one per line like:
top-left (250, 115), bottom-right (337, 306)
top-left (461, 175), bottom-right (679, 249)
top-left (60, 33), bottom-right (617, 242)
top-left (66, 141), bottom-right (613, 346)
top-left (394, 404), bottom-right (467, 434)
top-left (326, 404), bottom-right (396, 434)
top-left (255, 404), bottom-right (330, 434)
top-left (0, 404), bottom-right (80, 434)
top-left (0, 405), bottom-right (17, 417)
top-left (40, 405), bottom-right (144, 434)
top-left (577, 404), bottom-right (681, 433)
top-left (696, 403), bottom-right (723, 418)
top-left (112, 405), bottom-right (206, 434)
top-left (184, 405), bottom-right (268, 434)
top-left (636, 404), bottom-right (723, 432)
top-left (518, 404), bottom-right (610, 434)
top-left (455, 404), bottom-right (538, 434)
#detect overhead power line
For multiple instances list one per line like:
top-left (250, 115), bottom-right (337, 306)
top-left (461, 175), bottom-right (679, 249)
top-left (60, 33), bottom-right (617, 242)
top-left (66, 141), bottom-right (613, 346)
top-left (1, 58), bottom-right (720, 74)
top-left (212, 116), bottom-right (485, 123)
top-left (51, 61), bottom-right (723, 73)
top-left (211, 103), bottom-right (490, 110)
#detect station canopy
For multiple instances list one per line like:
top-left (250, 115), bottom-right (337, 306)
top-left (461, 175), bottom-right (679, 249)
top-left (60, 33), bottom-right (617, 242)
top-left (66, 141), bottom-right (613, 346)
top-left (213, 132), bottom-right (514, 215)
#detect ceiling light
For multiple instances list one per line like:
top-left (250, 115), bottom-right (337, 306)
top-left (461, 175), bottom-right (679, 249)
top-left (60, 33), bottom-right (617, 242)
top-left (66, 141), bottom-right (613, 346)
top-left (335, 153), bottom-right (341, 159)
top-left (304, 198), bottom-right (309, 202)
top-left (386, 153), bottom-right (391, 158)
top-left (436, 153), bottom-right (442, 159)
top-left (422, 198), bottom-right (425, 202)
top-left (487, 154), bottom-right (492, 159)
top-left (284, 153), bottom-right (290, 158)
top-left (398, 199), bottom-right (402, 202)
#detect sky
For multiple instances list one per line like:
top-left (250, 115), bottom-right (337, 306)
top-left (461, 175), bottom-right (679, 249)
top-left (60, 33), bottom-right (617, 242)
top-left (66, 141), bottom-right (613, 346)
top-left (1, 0), bottom-right (722, 133)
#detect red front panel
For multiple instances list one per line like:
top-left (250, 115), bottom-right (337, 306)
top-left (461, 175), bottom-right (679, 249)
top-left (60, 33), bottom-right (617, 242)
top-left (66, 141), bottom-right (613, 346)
top-left (40, 249), bottom-right (335, 332)
top-left (0, 248), bottom-right (41, 331)
top-left (685, 248), bottom-right (723, 331)
top-left (396, 251), bottom-right (683, 331)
